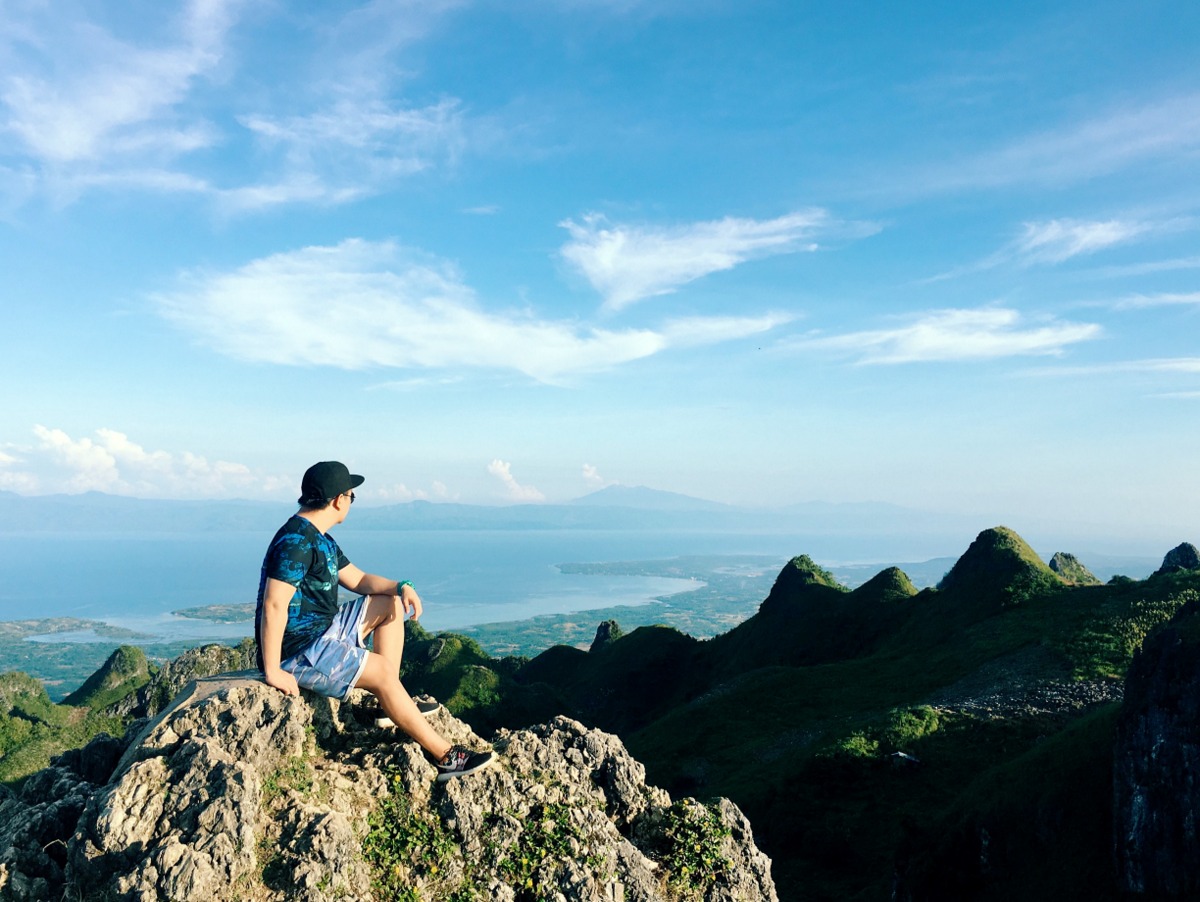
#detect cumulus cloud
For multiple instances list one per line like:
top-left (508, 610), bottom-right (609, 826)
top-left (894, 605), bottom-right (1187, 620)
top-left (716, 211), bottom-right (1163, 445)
top-left (794, 307), bottom-right (1101, 365)
top-left (371, 480), bottom-right (456, 503)
top-left (559, 210), bottom-right (874, 311)
top-left (2, 425), bottom-right (286, 498)
top-left (487, 459), bottom-right (544, 502)
top-left (581, 463), bottom-right (610, 489)
top-left (154, 238), bottom-right (788, 382)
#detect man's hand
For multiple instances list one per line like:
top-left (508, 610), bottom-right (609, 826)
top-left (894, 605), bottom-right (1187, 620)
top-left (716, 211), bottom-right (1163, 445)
top-left (399, 583), bottom-right (424, 621)
top-left (264, 667), bottom-right (300, 696)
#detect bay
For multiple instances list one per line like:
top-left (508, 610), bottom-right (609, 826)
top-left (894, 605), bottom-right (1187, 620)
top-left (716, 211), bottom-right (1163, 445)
top-left (1, 527), bottom-right (805, 643)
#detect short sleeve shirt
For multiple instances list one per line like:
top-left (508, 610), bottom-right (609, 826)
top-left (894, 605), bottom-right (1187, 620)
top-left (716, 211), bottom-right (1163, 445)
top-left (255, 515), bottom-right (351, 663)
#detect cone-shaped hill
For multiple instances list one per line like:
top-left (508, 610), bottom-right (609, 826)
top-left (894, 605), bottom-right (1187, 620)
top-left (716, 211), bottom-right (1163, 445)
top-left (709, 556), bottom-right (919, 675)
top-left (62, 645), bottom-right (152, 710)
top-left (854, 565), bottom-right (919, 603)
top-left (936, 526), bottom-right (1062, 611)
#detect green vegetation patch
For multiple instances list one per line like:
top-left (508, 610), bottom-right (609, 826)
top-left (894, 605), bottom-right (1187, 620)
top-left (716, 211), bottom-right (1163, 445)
top-left (650, 798), bottom-right (733, 898)
top-left (363, 770), bottom-right (472, 901)
top-left (0, 671), bottom-right (125, 785)
top-left (489, 801), bottom-right (607, 899)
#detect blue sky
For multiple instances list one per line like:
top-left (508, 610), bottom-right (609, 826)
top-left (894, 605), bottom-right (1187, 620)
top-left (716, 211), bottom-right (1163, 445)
top-left (1, 0), bottom-right (1198, 550)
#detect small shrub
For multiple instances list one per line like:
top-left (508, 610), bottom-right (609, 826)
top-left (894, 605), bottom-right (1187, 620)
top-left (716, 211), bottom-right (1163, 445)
top-left (362, 771), bottom-right (467, 900)
top-left (488, 801), bottom-right (606, 900)
top-left (654, 798), bottom-right (732, 898)
top-left (883, 705), bottom-right (941, 749)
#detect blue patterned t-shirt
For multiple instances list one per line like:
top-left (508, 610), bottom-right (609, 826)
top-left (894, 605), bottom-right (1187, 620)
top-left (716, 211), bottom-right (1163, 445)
top-left (255, 514), bottom-right (351, 666)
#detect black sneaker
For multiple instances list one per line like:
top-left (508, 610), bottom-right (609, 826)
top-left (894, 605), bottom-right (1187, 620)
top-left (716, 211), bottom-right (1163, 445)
top-left (435, 745), bottom-right (496, 781)
top-left (369, 700), bottom-right (442, 728)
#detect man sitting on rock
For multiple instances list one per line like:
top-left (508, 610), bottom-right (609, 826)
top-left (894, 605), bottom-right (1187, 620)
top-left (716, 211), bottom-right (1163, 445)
top-left (255, 460), bottom-right (495, 780)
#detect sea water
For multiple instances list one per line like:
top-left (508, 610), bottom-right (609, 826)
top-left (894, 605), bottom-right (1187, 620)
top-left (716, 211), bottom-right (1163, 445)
top-left (2, 528), bottom-right (806, 644)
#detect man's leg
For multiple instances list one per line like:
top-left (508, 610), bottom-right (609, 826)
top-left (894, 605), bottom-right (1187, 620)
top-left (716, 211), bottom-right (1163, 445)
top-left (360, 594), bottom-right (406, 673)
top-left (355, 651), bottom-right (452, 760)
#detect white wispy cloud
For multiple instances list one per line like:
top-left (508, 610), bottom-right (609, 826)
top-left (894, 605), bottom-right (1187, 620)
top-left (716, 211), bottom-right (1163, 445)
top-left (1, 0), bottom-right (234, 166)
top-left (559, 210), bottom-right (875, 311)
top-left (2, 425), bottom-right (288, 497)
top-left (487, 459), bottom-right (544, 502)
top-left (794, 307), bottom-right (1101, 365)
top-left (229, 96), bottom-right (466, 211)
top-left (1013, 218), bottom-right (1153, 264)
top-left (153, 238), bottom-right (789, 382)
top-left (923, 217), bottom-right (1161, 283)
top-left (1024, 358), bottom-right (1200, 377)
top-left (920, 92), bottom-right (1200, 192)
top-left (1110, 291), bottom-right (1200, 310)
top-left (1082, 255), bottom-right (1200, 279)
top-left (0, 1), bottom-right (469, 209)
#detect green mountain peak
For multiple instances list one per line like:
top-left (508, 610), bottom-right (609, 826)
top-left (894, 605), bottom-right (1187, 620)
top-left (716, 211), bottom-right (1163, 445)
top-left (937, 526), bottom-right (1061, 609)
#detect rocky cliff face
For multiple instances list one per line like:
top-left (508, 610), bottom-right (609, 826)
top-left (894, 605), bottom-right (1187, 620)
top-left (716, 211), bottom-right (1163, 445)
top-left (0, 673), bottom-right (777, 901)
top-left (1113, 597), bottom-right (1200, 896)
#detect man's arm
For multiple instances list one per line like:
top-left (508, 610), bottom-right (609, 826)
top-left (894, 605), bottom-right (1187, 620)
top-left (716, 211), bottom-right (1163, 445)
top-left (338, 563), bottom-right (423, 620)
top-left (260, 577), bottom-right (300, 696)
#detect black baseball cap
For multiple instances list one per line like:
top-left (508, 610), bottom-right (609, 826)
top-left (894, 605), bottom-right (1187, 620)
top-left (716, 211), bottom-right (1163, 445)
top-left (298, 461), bottom-right (365, 505)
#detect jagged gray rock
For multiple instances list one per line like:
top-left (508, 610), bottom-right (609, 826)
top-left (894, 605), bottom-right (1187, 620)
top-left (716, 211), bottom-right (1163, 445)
top-left (1113, 598), bottom-right (1200, 896)
top-left (0, 673), bottom-right (777, 901)
top-left (1048, 552), bottom-right (1099, 586)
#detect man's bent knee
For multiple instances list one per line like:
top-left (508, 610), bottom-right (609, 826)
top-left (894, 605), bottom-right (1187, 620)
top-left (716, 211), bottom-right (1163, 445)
top-left (362, 593), bottom-right (404, 632)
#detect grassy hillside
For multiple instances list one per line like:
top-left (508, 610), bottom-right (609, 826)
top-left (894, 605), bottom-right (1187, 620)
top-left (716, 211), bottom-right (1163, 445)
top-left (0, 670), bottom-right (124, 784)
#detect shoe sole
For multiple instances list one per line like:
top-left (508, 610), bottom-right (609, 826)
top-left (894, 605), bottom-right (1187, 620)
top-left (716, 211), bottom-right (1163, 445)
top-left (436, 752), bottom-right (496, 782)
top-left (374, 702), bottom-right (441, 728)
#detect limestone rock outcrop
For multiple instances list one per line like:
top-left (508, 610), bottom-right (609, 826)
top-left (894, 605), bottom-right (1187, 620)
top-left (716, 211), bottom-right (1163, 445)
top-left (1113, 598), bottom-right (1200, 896)
top-left (1048, 552), bottom-right (1100, 586)
top-left (0, 672), bottom-right (777, 901)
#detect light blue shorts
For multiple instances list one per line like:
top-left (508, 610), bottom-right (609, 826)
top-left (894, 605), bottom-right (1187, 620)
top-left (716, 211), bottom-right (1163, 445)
top-left (280, 596), bottom-right (371, 699)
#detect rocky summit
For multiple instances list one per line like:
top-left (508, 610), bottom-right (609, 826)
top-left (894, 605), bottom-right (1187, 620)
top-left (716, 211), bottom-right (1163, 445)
top-left (0, 671), bottom-right (777, 901)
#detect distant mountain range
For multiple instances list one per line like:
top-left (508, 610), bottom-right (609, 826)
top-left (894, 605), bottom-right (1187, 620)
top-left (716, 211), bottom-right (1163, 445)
top-left (0, 487), bottom-right (1158, 578)
top-left (0, 485), bottom-right (968, 537)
